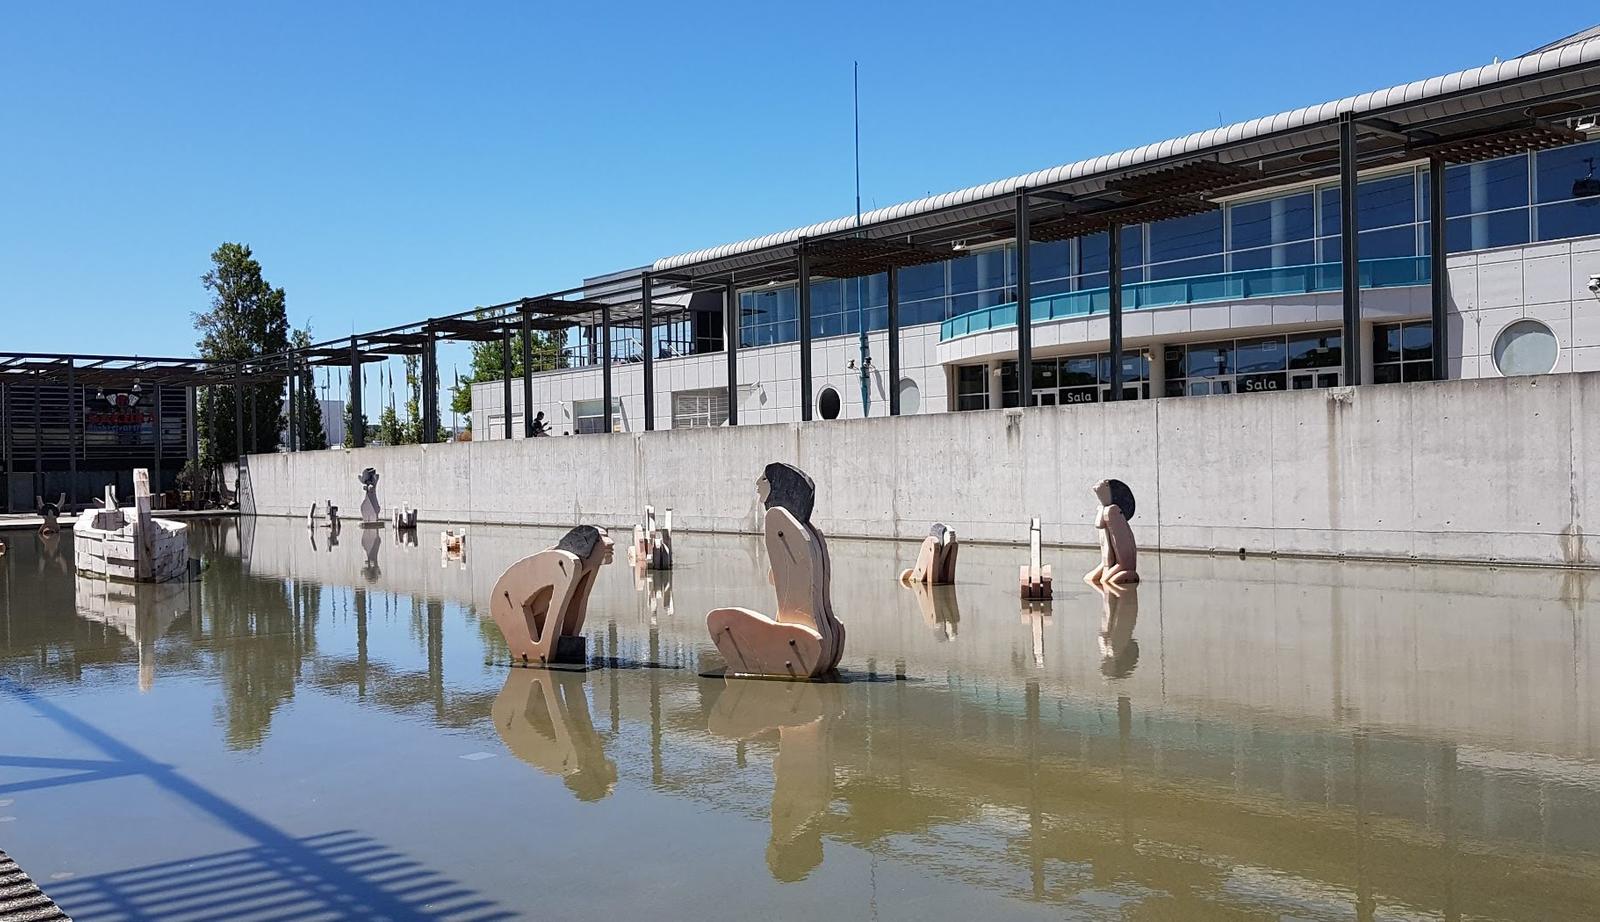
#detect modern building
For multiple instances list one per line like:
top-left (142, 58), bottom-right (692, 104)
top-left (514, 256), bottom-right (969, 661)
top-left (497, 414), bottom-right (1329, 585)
top-left (474, 27), bottom-right (1600, 437)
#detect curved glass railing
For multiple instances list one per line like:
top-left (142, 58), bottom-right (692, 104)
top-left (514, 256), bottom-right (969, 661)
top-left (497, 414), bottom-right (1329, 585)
top-left (939, 256), bottom-right (1430, 341)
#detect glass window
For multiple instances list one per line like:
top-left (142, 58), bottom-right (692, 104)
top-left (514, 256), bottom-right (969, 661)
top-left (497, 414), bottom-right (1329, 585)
top-left (1372, 321), bottom-right (1433, 385)
top-left (1287, 332), bottom-right (1341, 369)
top-left (1186, 341), bottom-right (1234, 378)
top-left (1358, 225), bottom-right (1417, 260)
top-left (1446, 210), bottom-right (1529, 253)
top-left (1148, 210), bottom-right (1223, 264)
top-left (1060, 356), bottom-right (1099, 386)
top-left (999, 362), bottom-right (1020, 408)
top-left (900, 262), bottom-right (944, 303)
top-left (1401, 321), bottom-right (1432, 362)
top-left (1031, 358), bottom-right (1058, 392)
top-left (1077, 226), bottom-right (1143, 276)
top-left (1534, 140), bottom-right (1600, 204)
top-left (1029, 240), bottom-right (1070, 283)
top-left (955, 365), bottom-right (988, 412)
top-left (1535, 200), bottom-right (1600, 242)
top-left (1163, 345), bottom-right (1186, 383)
top-left (1229, 193), bottom-right (1314, 250)
top-left (1234, 336), bottom-right (1287, 373)
top-left (1445, 156), bottom-right (1530, 215)
top-left (1230, 241), bottom-right (1316, 271)
top-left (1492, 319), bottom-right (1558, 376)
top-left (1321, 172), bottom-right (1419, 236)
top-left (817, 386), bottom-right (842, 420)
top-left (1147, 254), bottom-right (1224, 281)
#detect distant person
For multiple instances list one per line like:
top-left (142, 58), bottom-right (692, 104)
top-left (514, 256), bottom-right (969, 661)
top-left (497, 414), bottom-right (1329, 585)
top-left (532, 411), bottom-right (549, 437)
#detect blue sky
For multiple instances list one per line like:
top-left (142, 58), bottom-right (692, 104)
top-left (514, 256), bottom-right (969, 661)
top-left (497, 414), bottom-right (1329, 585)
top-left (2, 2), bottom-right (1592, 369)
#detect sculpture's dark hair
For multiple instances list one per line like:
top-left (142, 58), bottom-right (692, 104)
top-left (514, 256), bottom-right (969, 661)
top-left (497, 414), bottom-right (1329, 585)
top-left (929, 522), bottom-right (949, 542)
top-left (761, 462), bottom-right (815, 524)
top-left (557, 524), bottom-right (603, 558)
top-left (1106, 479), bottom-right (1135, 520)
top-left (358, 467), bottom-right (379, 487)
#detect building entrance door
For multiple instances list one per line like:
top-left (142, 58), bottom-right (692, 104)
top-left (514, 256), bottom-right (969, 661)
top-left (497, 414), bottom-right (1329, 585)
top-left (1289, 369), bottom-right (1342, 390)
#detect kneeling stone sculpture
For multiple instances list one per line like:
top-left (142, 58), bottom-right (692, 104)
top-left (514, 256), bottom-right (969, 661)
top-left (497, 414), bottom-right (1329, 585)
top-left (491, 525), bottom-right (614, 666)
top-left (900, 522), bottom-right (958, 586)
top-left (707, 463), bottom-right (845, 679)
top-left (1083, 479), bottom-right (1139, 586)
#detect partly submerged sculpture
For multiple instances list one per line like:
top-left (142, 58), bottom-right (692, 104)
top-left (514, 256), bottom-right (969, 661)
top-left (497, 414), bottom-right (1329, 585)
top-left (358, 468), bottom-right (382, 528)
top-left (490, 525), bottom-right (615, 666)
top-left (707, 463), bottom-right (845, 679)
top-left (1018, 516), bottom-right (1052, 600)
top-left (899, 522), bottom-right (958, 586)
top-left (308, 500), bottom-right (339, 528)
top-left (393, 505), bottom-right (418, 531)
top-left (36, 493), bottom-right (66, 535)
top-left (74, 469), bottom-right (188, 583)
top-left (630, 505), bottom-right (672, 571)
top-left (1083, 479), bottom-right (1139, 586)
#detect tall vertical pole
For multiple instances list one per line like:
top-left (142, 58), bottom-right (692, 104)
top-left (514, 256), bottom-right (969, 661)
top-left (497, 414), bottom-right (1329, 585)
top-left (1, 382), bottom-right (10, 513)
top-left (234, 367), bottom-right (244, 461)
top-left (888, 266), bottom-right (902, 415)
top-left (422, 328), bottom-right (438, 443)
top-left (152, 383), bottom-right (163, 499)
top-left (349, 339), bottom-right (365, 448)
top-left (1015, 191), bottom-right (1033, 407)
top-left (1339, 111), bottom-right (1363, 385)
top-left (642, 273), bottom-right (655, 431)
top-left (287, 363), bottom-right (298, 452)
top-left (520, 307), bottom-right (535, 437)
top-left (501, 326), bottom-right (513, 440)
top-left (798, 241), bottom-right (814, 422)
top-left (1429, 156), bottom-right (1449, 381)
top-left (1108, 220), bottom-right (1125, 400)
top-left (725, 282), bottom-right (739, 426)
top-left (33, 381), bottom-right (42, 505)
top-left (65, 358), bottom-right (77, 507)
top-left (601, 304), bottom-right (614, 433)
top-left (185, 386), bottom-right (196, 467)
top-left (247, 380), bottom-right (257, 454)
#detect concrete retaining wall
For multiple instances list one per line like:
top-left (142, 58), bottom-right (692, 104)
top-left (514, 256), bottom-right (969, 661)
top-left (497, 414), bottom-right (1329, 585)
top-left (240, 372), bottom-right (1599, 567)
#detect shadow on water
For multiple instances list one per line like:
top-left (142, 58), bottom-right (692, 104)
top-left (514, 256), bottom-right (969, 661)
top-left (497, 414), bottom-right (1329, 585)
top-left (0, 679), bottom-right (515, 922)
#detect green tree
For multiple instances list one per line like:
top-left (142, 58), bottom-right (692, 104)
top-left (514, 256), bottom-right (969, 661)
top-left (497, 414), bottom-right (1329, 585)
top-left (448, 312), bottom-right (564, 419)
top-left (374, 403), bottom-right (404, 446)
top-left (402, 354), bottom-right (426, 444)
top-left (289, 327), bottom-right (328, 450)
top-left (343, 403), bottom-right (369, 449)
top-left (193, 243), bottom-right (291, 464)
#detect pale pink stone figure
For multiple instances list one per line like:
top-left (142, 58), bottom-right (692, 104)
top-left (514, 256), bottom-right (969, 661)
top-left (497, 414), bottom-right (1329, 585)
top-left (899, 522), bottom-right (958, 586)
top-left (491, 525), bottom-right (614, 665)
top-left (1083, 479), bottom-right (1139, 586)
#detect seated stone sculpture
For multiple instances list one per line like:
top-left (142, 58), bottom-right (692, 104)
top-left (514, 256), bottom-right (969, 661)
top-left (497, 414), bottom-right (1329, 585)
top-left (899, 522), bottom-right (958, 586)
top-left (36, 494), bottom-right (66, 535)
top-left (1083, 479), bottom-right (1139, 586)
top-left (707, 463), bottom-right (845, 679)
top-left (357, 468), bottom-right (381, 528)
top-left (491, 525), bottom-right (615, 666)
top-left (1018, 516), bottom-right (1053, 600)
top-left (630, 505), bottom-right (672, 571)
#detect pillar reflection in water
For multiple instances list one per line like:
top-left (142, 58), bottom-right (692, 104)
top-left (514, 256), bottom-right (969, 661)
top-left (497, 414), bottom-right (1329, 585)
top-left (708, 679), bottom-right (843, 883)
top-left (493, 668), bottom-right (617, 802)
top-left (360, 527), bottom-right (382, 582)
top-left (1021, 600), bottom-right (1052, 668)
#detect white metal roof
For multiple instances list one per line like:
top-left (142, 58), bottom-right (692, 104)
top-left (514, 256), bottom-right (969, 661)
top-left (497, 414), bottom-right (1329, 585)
top-left (655, 33), bottom-right (1600, 274)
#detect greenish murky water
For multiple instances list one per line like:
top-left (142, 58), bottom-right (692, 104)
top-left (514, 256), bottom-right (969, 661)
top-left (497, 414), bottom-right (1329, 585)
top-left (2, 517), bottom-right (1599, 920)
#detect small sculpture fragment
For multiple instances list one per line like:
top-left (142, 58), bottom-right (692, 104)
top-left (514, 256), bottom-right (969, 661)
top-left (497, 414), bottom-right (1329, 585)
top-left (440, 529), bottom-right (466, 566)
top-left (899, 522), bottom-right (958, 586)
top-left (1083, 479), bottom-right (1139, 586)
top-left (706, 463), bottom-right (845, 679)
top-left (630, 505), bottom-right (672, 571)
top-left (357, 468), bottom-right (382, 528)
top-left (37, 494), bottom-right (66, 535)
top-left (393, 506), bottom-right (418, 530)
top-left (1018, 516), bottom-right (1052, 600)
top-left (490, 525), bottom-right (615, 666)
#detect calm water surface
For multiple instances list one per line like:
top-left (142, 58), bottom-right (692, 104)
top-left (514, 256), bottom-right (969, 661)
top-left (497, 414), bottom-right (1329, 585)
top-left (2, 517), bottom-right (1599, 921)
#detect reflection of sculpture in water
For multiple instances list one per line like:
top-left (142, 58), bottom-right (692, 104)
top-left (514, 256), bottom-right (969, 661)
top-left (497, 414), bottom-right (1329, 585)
top-left (707, 463), bottom-right (845, 679)
top-left (1084, 479), bottom-right (1139, 586)
top-left (708, 678), bottom-right (842, 882)
top-left (899, 522), bottom-right (958, 586)
top-left (75, 575), bottom-right (196, 691)
top-left (1021, 600), bottom-right (1052, 668)
top-left (37, 493), bottom-right (66, 535)
top-left (909, 583), bottom-right (961, 641)
top-left (490, 525), bottom-right (615, 665)
top-left (360, 527), bottom-right (382, 582)
top-left (635, 568), bottom-right (673, 624)
top-left (1094, 582), bottom-right (1140, 678)
top-left (492, 668), bottom-right (617, 801)
top-left (440, 529), bottom-right (467, 568)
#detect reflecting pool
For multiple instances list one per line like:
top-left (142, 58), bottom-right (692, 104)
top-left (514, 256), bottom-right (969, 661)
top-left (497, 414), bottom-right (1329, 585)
top-left (2, 517), bottom-right (1599, 920)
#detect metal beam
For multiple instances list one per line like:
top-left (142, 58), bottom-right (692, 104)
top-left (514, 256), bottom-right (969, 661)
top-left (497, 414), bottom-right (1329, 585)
top-left (520, 309), bottom-right (534, 438)
top-left (287, 365), bottom-right (297, 453)
top-left (1429, 157), bottom-right (1449, 381)
top-left (1, 381), bottom-right (10, 513)
top-left (1339, 111), bottom-right (1363, 385)
top-left (234, 368), bottom-right (244, 461)
top-left (642, 272), bottom-right (655, 431)
top-left (888, 267), bottom-right (901, 416)
top-left (1015, 192), bottom-right (1033, 407)
top-left (66, 358), bottom-right (77, 507)
top-left (601, 304), bottom-right (614, 433)
top-left (725, 284), bottom-right (739, 426)
top-left (186, 386), bottom-right (197, 466)
top-left (1108, 220), bottom-right (1124, 400)
top-left (501, 327), bottom-right (513, 441)
top-left (798, 241), bottom-right (813, 422)
top-left (349, 340), bottom-right (365, 448)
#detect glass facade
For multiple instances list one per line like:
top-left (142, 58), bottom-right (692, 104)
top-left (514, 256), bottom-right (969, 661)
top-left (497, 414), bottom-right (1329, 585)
top-left (995, 350), bottom-right (1151, 407)
top-left (1164, 332), bottom-right (1343, 397)
top-left (1372, 321), bottom-right (1436, 384)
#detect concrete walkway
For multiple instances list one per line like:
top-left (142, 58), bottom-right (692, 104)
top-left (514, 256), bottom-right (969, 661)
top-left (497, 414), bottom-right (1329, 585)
top-left (0, 850), bottom-right (71, 921)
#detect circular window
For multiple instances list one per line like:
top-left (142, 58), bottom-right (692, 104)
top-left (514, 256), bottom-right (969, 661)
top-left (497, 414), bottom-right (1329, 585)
top-left (817, 386), bottom-right (842, 420)
top-left (1492, 319), bottom-right (1558, 377)
top-left (897, 378), bottom-right (921, 415)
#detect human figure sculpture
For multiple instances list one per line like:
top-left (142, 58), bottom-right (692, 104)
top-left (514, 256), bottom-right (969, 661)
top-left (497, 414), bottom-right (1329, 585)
top-left (490, 525), bottom-right (615, 666)
top-left (357, 468), bottom-right (381, 528)
top-left (492, 667), bottom-right (616, 801)
top-left (36, 494), bottom-right (66, 535)
top-left (630, 505), bottom-right (672, 571)
top-left (1095, 582), bottom-right (1140, 679)
top-left (1083, 479), bottom-right (1139, 586)
top-left (707, 463), bottom-right (845, 679)
top-left (393, 506), bottom-right (418, 530)
top-left (1018, 516), bottom-right (1052, 600)
top-left (899, 522), bottom-right (958, 585)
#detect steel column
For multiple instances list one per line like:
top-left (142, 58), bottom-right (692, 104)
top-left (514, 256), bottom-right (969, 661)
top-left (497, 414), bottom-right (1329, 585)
top-left (234, 372), bottom-right (244, 459)
top-left (186, 386), bottom-right (197, 465)
top-left (349, 340), bottom-right (364, 447)
top-left (66, 358), bottom-right (77, 507)
top-left (1016, 191), bottom-right (1033, 406)
top-left (725, 283), bottom-right (739, 425)
top-left (287, 365), bottom-right (297, 452)
top-left (888, 267), bottom-right (902, 415)
top-left (422, 328), bottom-right (438, 443)
top-left (1339, 111), bottom-right (1363, 385)
top-left (501, 326), bottom-right (514, 440)
top-left (642, 273), bottom-right (655, 431)
top-left (601, 304), bottom-right (614, 433)
top-left (1, 382), bottom-right (10, 513)
top-left (798, 242), bottom-right (813, 422)
top-left (33, 381), bottom-right (42, 504)
top-left (520, 309), bottom-right (534, 437)
top-left (1108, 220), bottom-right (1125, 400)
top-left (152, 383), bottom-right (163, 499)
top-left (1429, 156), bottom-right (1449, 381)
top-left (247, 383), bottom-right (257, 454)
